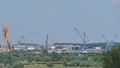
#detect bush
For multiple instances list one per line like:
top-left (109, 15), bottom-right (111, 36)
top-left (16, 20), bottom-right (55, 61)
top-left (63, 61), bottom-right (67, 67)
top-left (6, 64), bottom-right (12, 68)
top-left (46, 62), bottom-right (54, 67)
top-left (12, 62), bottom-right (24, 68)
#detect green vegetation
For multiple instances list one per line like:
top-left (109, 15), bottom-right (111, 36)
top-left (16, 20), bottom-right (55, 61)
top-left (0, 50), bottom-right (102, 68)
top-left (6, 62), bottom-right (24, 68)
top-left (24, 64), bottom-right (47, 68)
top-left (102, 45), bottom-right (120, 68)
top-left (3, 43), bottom-right (120, 68)
top-left (24, 64), bottom-right (98, 68)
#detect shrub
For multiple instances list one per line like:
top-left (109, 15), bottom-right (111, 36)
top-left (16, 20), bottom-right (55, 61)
top-left (12, 62), bottom-right (24, 68)
top-left (46, 62), bottom-right (54, 67)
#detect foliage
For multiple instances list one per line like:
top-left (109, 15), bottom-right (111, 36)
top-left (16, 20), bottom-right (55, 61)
top-left (0, 50), bottom-right (102, 68)
top-left (12, 62), bottom-right (24, 68)
top-left (24, 64), bottom-right (98, 68)
top-left (63, 61), bottom-right (67, 67)
top-left (46, 62), bottom-right (54, 67)
top-left (102, 45), bottom-right (120, 68)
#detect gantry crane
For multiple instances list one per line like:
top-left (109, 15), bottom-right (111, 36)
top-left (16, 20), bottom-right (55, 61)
top-left (111, 34), bottom-right (118, 44)
top-left (2, 25), bottom-right (12, 50)
top-left (101, 34), bottom-right (111, 51)
top-left (74, 28), bottom-right (89, 51)
top-left (101, 34), bottom-right (118, 51)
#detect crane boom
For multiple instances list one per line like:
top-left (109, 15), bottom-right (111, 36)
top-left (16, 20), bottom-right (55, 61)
top-left (74, 28), bottom-right (89, 43)
top-left (74, 28), bottom-right (84, 41)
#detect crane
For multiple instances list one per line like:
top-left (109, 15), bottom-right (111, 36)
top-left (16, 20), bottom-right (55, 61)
top-left (45, 34), bottom-right (48, 51)
top-left (111, 34), bottom-right (118, 44)
top-left (2, 25), bottom-right (12, 51)
top-left (101, 34), bottom-right (111, 51)
top-left (74, 28), bottom-right (89, 52)
top-left (18, 35), bottom-right (25, 44)
top-left (109, 34), bottom-right (118, 48)
top-left (101, 34), bottom-right (118, 51)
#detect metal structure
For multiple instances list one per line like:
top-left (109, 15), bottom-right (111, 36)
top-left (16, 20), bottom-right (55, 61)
top-left (101, 34), bottom-right (118, 51)
top-left (74, 28), bottom-right (89, 51)
top-left (2, 25), bottom-right (12, 50)
top-left (45, 34), bottom-right (48, 50)
top-left (111, 34), bottom-right (118, 44)
top-left (101, 34), bottom-right (111, 51)
top-left (18, 35), bottom-right (25, 44)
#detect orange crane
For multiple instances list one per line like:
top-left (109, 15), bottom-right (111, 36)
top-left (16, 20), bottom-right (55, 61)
top-left (2, 25), bottom-right (12, 50)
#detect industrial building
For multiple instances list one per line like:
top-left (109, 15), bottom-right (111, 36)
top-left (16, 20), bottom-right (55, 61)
top-left (13, 43), bottom-right (43, 51)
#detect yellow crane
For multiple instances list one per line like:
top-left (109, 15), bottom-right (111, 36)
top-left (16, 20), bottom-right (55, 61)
top-left (2, 25), bottom-right (12, 51)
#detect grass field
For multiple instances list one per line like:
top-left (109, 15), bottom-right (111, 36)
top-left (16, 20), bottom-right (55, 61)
top-left (24, 64), bottom-right (98, 68)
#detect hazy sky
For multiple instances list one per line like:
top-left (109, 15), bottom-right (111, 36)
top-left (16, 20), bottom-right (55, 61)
top-left (0, 0), bottom-right (120, 44)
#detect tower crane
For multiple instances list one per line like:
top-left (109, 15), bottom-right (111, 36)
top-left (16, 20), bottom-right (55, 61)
top-left (74, 28), bottom-right (89, 51)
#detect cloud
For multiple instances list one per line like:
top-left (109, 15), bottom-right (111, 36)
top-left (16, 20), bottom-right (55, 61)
top-left (111, 0), bottom-right (120, 5)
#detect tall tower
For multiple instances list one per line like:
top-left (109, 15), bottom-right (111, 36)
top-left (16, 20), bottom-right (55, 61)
top-left (2, 25), bottom-right (12, 50)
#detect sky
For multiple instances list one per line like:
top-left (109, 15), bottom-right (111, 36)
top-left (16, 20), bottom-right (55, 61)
top-left (0, 0), bottom-right (120, 45)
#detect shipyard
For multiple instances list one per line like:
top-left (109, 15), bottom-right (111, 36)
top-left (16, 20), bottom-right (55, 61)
top-left (0, 0), bottom-right (120, 68)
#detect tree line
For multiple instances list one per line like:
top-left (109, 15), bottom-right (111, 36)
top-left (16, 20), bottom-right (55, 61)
top-left (0, 50), bottom-right (102, 68)
top-left (0, 44), bottom-right (120, 68)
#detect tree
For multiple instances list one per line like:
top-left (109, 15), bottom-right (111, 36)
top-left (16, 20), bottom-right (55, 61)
top-left (102, 45), bottom-right (120, 68)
